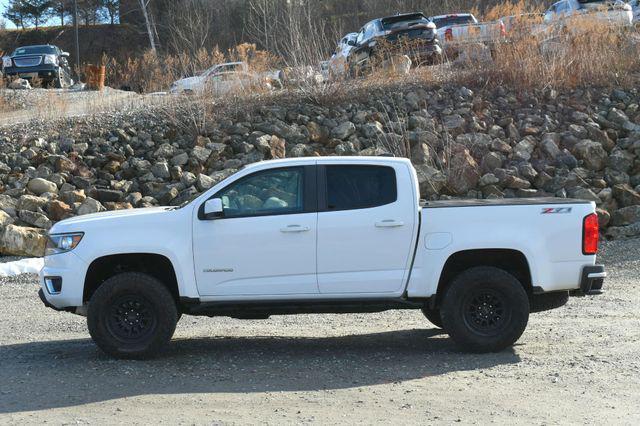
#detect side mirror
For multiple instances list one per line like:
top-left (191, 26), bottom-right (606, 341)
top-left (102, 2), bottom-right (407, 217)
top-left (203, 198), bottom-right (224, 219)
top-left (61, 51), bottom-right (70, 58)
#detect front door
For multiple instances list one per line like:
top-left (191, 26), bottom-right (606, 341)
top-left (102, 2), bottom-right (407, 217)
top-left (193, 166), bottom-right (318, 297)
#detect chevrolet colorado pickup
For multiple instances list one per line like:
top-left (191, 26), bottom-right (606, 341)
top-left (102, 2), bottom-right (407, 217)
top-left (39, 157), bottom-right (605, 359)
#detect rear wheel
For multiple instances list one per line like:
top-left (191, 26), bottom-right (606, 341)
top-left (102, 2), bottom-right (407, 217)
top-left (441, 266), bottom-right (529, 353)
top-left (87, 272), bottom-right (178, 359)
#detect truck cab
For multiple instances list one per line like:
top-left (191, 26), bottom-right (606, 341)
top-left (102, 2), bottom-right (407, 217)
top-left (39, 157), bottom-right (605, 359)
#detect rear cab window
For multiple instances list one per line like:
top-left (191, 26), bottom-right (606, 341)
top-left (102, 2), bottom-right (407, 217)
top-left (431, 15), bottom-right (476, 28)
top-left (324, 165), bottom-right (397, 211)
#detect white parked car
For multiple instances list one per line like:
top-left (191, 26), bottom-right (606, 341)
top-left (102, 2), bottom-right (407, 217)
top-left (170, 61), bottom-right (281, 95)
top-left (544, 0), bottom-right (633, 26)
top-left (328, 32), bottom-right (358, 78)
top-left (39, 157), bottom-right (605, 359)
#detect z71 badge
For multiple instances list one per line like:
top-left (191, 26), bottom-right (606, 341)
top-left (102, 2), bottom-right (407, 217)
top-left (541, 207), bottom-right (572, 214)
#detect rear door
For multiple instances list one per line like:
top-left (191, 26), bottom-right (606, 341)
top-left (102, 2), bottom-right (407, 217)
top-left (316, 163), bottom-right (417, 295)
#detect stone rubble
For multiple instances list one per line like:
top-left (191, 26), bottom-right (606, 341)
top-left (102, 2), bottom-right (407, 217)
top-left (1, 84), bottom-right (639, 256)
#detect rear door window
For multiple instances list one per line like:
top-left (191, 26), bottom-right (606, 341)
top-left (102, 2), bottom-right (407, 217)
top-left (324, 165), bottom-right (397, 211)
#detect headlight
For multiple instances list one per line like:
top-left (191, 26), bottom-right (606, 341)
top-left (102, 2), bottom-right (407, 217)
top-left (2, 57), bottom-right (12, 68)
top-left (46, 233), bottom-right (84, 256)
top-left (43, 54), bottom-right (58, 65)
top-left (427, 22), bottom-right (437, 29)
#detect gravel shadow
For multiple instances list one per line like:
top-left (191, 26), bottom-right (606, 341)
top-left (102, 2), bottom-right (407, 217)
top-left (0, 329), bottom-right (521, 413)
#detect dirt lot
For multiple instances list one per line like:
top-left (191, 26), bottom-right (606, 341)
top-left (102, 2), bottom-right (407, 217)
top-left (0, 239), bottom-right (639, 425)
top-left (0, 87), bottom-right (169, 125)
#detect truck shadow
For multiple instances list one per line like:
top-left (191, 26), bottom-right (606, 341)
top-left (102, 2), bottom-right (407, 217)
top-left (0, 329), bottom-right (521, 414)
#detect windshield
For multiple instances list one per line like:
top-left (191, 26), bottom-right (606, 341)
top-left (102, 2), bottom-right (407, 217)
top-left (202, 63), bottom-right (242, 77)
top-left (431, 15), bottom-right (476, 28)
top-left (12, 46), bottom-right (57, 56)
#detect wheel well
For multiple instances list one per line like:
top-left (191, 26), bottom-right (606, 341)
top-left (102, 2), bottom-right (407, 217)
top-left (434, 249), bottom-right (532, 306)
top-left (83, 253), bottom-right (179, 303)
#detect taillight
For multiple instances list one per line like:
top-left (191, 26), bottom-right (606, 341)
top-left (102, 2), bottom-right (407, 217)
top-left (500, 21), bottom-right (507, 37)
top-left (445, 28), bottom-right (453, 41)
top-left (582, 213), bottom-right (599, 255)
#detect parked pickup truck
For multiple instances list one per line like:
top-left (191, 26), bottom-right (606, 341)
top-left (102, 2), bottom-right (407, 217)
top-left (430, 13), bottom-right (506, 45)
top-left (39, 157), bottom-right (605, 359)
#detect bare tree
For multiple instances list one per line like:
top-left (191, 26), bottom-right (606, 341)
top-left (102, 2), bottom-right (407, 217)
top-left (166, 0), bottom-right (214, 58)
top-left (138, 0), bottom-right (157, 53)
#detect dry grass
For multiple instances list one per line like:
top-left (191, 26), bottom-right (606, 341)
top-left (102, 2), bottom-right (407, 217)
top-left (100, 43), bottom-right (280, 93)
top-left (473, 17), bottom-right (640, 90)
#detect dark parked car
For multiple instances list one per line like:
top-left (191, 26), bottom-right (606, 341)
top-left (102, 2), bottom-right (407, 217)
top-left (2, 45), bottom-right (73, 88)
top-left (348, 12), bottom-right (443, 75)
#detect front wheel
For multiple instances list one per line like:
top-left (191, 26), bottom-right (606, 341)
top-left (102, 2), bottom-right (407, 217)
top-left (421, 306), bottom-right (443, 328)
top-left (87, 272), bottom-right (178, 359)
top-left (441, 266), bottom-right (529, 353)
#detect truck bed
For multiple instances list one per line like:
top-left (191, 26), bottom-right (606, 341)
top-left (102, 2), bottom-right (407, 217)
top-left (421, 197), bottom-right (590, 209)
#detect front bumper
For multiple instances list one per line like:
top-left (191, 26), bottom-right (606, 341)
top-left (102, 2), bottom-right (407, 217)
top-left (4, 65), bottom-right (60, 80)
top-left (39, 251), bottom-right (88, 309)
top-left (572, 265), bottom-right (606, 296)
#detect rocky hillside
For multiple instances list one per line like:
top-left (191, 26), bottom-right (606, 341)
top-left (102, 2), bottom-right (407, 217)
top-left (1, 83), bottom-right (640, 256)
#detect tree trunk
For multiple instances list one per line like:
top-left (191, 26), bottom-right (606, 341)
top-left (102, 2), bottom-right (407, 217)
top-left (139, 0), bottom-right (157, 54)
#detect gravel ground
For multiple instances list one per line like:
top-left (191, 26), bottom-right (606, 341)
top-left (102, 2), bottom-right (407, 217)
top-left (0, 239), bottom-right (639, 425)
top-left (0, 87), bottom-right (169, 125)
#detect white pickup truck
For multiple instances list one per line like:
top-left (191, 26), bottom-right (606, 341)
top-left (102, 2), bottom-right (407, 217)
top-left (430, 13), bottom-right (506, 45)
top-left (39, 157), bottom-right (605, 359)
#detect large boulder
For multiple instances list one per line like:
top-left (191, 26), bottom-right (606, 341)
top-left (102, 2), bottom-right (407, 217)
top-left (331, 121), bottom-right (356, 140)
top-left (18, 210), bottom-right (52, 229)
top-left (573, 140), bottom-right (607, 171)
top-left (613, 184), bottom-right (640, 207)
top-left (27, 178), bottom-right (58, 195)
top-left (414, 164), bottom-right (447, 196)
top-left (446, 146), bottom-right (480, 195)
top-left (611, 205), bottom-right (640, 226)
top-left (269, 136), bottom-right (286, 159)
top-left (0, 210), bottom-right (15, 227)
top-left (606, 222), bottom-right (640, 239)
top-left (0, 225), bottom-right (47, 257)
top-left (77, 198), bottom-right (106, 216)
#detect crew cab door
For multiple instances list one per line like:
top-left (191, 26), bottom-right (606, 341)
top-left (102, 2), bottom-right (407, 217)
top-left (193, 165), bottom-right (318, 297)
top-left (316, 163), bottom-right (418, 294)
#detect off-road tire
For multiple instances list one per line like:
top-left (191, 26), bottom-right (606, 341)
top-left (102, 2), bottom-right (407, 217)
top-left (53, 74), bottom-right (63, 89)
top-left (421, 306), bottom-right (443, 328)
top-left (87, 272), bottom-right (178, 359)
top-left (441, 266), bottom-right (529, 353)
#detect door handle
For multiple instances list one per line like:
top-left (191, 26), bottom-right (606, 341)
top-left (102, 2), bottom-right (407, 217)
top-left (280, 225), bottom-right (310, 233)
top-left (375, 220), bottom-right (404, 228)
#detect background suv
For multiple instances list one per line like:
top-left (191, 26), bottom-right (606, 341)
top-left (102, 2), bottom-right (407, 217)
top-left (3, 44), bottom-right (73, 88)
top-left (348, 13), bottom-right (442, 75)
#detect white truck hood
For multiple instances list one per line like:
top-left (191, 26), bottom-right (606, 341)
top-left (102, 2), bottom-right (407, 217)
top-left (50, 207), bottom-right (172, 234)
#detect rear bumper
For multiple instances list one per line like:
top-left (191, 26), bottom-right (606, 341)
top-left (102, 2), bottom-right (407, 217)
top-left (572, 265), bottom-right (606, 296)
